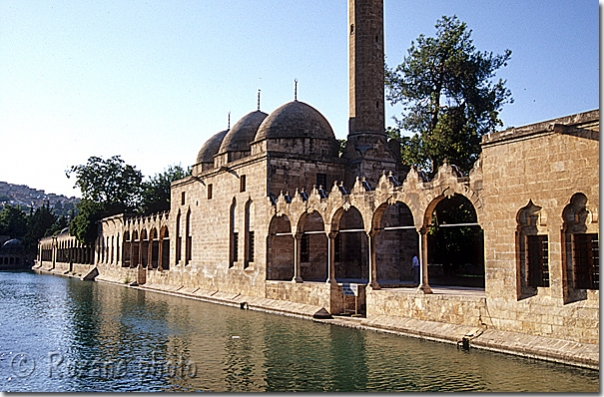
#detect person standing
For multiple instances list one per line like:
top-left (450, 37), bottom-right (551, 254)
top-left (412, 254), bottom-right (420, 286)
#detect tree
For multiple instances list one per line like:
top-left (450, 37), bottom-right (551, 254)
top-left (66, 155), bottom-right (143, 211)
top-left (69, 199), bottom-right (106, 244)
top-left (0, 205), bottom-right (28, 240)
top-left (140, 165), bottom-right (190, 215)
top-left (22, 203), bottom-right (59, 252)
top-left (66, 155), bottom-right (143, 243)
top-left (385, 15), bottom-right (512, 175)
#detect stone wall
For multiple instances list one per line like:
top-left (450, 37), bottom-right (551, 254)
top-left (367, 289), bottom-right (487, 327)
top-left (166, 154), bottom-right (270, 298)
top-left (265, 280), bottom-right (332, 308)
top-left (481, 110), bottom-right (599, 344)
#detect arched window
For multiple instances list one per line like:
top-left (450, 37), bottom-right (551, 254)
top-left (229, 198), bottom-right (237, 268)
top-left (185, 210), bottom-right (192, 265)
top-left (244, 200), bottom-right (254, 268)
top-left (516, 201), bottom-right (549, 299)
top-left (563, 193), bottom-right (599, 293)
top-left (175, 212), bottom-right (182, 264)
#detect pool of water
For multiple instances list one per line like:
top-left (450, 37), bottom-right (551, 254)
top-left (0, 272), bottom-right (598, 392)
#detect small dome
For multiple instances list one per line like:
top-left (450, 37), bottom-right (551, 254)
top-left (218, 110), bottom-right (267, 153)
top-left (254, 101), bottom-right (335, 142)
top-left (196, 129), bottom-right (228, 164)
top-left (2, 238), bottom-right (21, 247)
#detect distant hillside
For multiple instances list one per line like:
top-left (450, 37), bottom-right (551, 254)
top-left (0, 181), bottom-right (79, 217)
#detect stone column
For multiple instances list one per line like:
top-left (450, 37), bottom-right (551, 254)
top-left (158, 237), bottom-right (163, 271)
top-left (292, 232), bottom-right (303, 283)
top-left (326, 231), bottom-right (338, 284)
top-left (148, 238), bottom-right (153, 269)
top-left (417, 227), bottom-right (432, 294)
top-left (367, 230), bottom-right (381, 290)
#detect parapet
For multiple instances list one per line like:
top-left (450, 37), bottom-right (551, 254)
top-left (482, 109), bottom-right (599, 147)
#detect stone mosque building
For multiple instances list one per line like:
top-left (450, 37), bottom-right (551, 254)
top-left (37, 0), bottom-right (599, 368)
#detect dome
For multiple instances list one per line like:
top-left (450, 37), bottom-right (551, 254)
top-left (196, 129), bottom-right (228, 164)
top-left (2, 238), bottom-right (21, 247)
top-left (218, 110), bottom-right (267, 154)
top-left (254, 101), bottom-right (335, 142)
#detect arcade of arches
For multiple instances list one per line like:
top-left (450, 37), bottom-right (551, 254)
top-left (266, 191), bottom-right (484, 289)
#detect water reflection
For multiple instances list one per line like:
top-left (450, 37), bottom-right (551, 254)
top-left (0, 272), bottom-right (598, 392)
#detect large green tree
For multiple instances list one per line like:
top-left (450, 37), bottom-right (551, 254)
top-left (386, 15), bottom-right (513, 175)
top-left (66, 155), bottom-right (143, 210)
top-left (66, 155), bottom-right (144, 243)
top-left (140, 165), bottom-right (190, 215)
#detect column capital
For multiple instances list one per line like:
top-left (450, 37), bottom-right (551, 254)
top-left (366, 228), bottom-right (379, 238)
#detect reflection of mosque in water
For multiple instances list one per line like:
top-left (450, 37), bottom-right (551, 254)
top-left (36, 0), bottom-right (599, 366)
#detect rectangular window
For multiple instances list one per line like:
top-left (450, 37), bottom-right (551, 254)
top-left (181, 191), bottom-right (186, 205)
top-left (527, 235), bottom-right (549, 287)
top-left (240, 175), bottom-right (246, 192)
top-left (233, 232), bottom-right (239, 263)
top-left (247, 231), bottom-right (254, 265)
top-left (316, 173), bottom-right (327, 189)
top-left (207, 184), bottom-right (213, 199)
top-left (301, 234), bottom-right (310, 262)
top-left (573, 233), bottom-right (599, 290)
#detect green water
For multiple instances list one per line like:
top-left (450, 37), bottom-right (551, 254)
top-left (0, 272), bottom-right (598, 392)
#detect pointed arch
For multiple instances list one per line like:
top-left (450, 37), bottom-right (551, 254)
top-left (298, 210), bottom-right (328, 281)
top-left (423, 193), bottom-right (484, 288)
top-left (141, 229), bottom-right (149, 268)
top-left (373, 200), bottom-right (417, 286)
top-left (150, 228), bottom-right (159, 269)
top-left (266, 214), bottom-right (293, 280)
top-left (562, 193), bottom-right (599, 297)
top-left (334, 205), bottom-right (368, 282)
top-left (131, 230), bottom-right (140, 268)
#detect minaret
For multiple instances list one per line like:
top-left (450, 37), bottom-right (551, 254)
top-left (348, 0), bottom-right (384, 135)
top-left (343, 0), bottom-right (399, 188)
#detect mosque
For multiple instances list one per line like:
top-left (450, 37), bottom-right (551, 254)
top-left (36, 0), bottom-right (599, 369)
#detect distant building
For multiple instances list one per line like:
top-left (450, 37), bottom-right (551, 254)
top-left (0, 238), bottom-right (31, 270)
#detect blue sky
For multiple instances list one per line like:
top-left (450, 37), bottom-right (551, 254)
top-left (0, 0), bottom-right (598, 197)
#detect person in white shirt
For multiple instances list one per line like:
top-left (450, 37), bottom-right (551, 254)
top-left (412, 254), bottom-right (420, 286)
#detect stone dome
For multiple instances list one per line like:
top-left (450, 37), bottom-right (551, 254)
top-left (254, 101), bottom-right (335, 142)
top-left (196, 129), bottom-right (228, 164)
top-left (218, 110), bottom-right (267, 153)
top-left (2, 238), bottom-right (21, 247)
